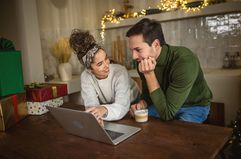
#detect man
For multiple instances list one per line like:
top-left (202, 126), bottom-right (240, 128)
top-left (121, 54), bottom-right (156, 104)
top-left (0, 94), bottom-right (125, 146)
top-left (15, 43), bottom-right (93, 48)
top-left (126, 18), bottom-right (212, 123)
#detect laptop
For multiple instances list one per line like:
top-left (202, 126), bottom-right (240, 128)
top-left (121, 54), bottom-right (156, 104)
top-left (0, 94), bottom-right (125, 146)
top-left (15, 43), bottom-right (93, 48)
top-left (46, 106), bottom-right (141, 145)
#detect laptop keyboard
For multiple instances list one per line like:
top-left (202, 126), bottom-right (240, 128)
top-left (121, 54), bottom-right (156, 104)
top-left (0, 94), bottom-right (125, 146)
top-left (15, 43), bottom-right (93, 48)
top-left (105, 129), bottom-right (124, 140)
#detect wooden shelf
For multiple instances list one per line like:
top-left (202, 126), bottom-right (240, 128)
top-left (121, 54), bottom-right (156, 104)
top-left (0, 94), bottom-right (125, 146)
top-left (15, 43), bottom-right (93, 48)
top-left (105, 1), bottom-right (241, 30)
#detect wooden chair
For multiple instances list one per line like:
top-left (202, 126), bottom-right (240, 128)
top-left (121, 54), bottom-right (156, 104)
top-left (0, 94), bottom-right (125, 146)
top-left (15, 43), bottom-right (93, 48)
top-left (204, 102), bottom-right (225, 126)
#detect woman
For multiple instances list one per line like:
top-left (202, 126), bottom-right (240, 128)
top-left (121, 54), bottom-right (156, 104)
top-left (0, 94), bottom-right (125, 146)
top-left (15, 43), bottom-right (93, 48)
top-left (69, 29), bottom-right (140, 125)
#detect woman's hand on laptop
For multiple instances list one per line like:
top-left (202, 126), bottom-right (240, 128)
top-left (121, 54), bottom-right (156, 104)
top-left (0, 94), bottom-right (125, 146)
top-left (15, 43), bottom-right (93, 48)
top-left (85, 106), bottom-right (108, 127)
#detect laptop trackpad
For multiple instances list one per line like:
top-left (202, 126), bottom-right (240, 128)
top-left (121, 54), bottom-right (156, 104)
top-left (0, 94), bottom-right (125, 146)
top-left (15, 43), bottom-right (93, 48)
top-left (105, 129), bottom-right (124, 140)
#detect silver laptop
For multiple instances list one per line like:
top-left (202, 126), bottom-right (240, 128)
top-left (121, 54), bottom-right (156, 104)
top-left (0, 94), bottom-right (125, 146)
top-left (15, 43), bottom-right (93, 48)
top-left (47, 106), bottom-right (141, 145)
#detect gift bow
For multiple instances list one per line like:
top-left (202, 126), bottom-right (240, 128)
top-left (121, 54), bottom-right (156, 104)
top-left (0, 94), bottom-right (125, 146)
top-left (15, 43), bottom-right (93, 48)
top-left (28, 82), bottom-right (44, 89)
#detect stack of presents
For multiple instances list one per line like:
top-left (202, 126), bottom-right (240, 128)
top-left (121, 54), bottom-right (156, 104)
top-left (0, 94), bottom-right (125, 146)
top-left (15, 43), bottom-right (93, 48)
top-left (25, 83), bottom-right (67, 115)
top-left (0, 37), bottom-right (67, 131)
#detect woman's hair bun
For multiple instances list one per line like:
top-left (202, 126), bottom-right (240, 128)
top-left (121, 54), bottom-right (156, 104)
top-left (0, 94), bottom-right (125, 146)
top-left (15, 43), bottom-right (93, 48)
top-left (69, 29), bottom-right (96, 59)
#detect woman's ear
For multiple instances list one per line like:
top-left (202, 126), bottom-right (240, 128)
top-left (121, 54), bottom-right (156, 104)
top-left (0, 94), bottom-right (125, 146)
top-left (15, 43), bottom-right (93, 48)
top-left (86, 66), bottom-right (93, 73)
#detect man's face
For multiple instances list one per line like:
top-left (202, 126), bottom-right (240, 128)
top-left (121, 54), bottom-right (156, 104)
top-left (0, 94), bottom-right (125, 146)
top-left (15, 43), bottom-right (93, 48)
top-left (128, 34), bottom-right (156, 62)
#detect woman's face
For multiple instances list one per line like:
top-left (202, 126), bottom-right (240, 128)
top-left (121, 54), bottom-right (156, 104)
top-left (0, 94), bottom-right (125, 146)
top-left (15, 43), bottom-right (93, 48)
top-left (90, 49), bottom-right (110, 79)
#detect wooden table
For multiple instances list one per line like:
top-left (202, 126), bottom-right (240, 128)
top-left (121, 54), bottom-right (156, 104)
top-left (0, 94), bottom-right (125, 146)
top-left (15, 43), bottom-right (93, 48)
top-left (0, 103), bottom-right (232, 159)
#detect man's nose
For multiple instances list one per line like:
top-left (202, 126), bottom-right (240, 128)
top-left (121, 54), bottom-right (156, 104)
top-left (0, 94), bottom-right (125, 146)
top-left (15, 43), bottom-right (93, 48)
top-left (132, 51), bottom-right (138, 60)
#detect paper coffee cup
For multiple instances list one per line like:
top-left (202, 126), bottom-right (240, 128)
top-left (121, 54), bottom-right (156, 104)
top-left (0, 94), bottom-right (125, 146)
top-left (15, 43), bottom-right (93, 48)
top-left (134, 109), bottom-right (148, 123)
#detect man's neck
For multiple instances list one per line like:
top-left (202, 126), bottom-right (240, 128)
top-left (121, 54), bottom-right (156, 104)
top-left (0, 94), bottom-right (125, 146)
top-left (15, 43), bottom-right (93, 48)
top-left (155, 46), bottom-right (162, 59)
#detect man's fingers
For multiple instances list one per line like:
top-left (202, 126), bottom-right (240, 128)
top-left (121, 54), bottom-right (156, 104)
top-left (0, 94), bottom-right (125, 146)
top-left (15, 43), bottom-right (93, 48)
top-left (129, 104), bottom-right (137, 117)
top-left (147, 58), bottom-right (153, 70)
top-left (142, 59), bottom-right (147, 71)
top-left (138, 58), bottom-right (156, 73)
top-left (129, 102), bottom-right (144, 118)
top-left (129, 108), bottom-right (134, 117)
top-left (139, 60), bottom-right (143, 72)
top-left (136, 103), bottom-right (142, 110)
top-left (149, 57), bottom-right (156, 65)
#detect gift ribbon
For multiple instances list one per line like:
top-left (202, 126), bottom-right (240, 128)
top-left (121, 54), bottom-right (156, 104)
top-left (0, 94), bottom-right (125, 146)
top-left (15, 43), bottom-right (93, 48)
top-left (12, 95), bottom-right (20, 123)
top-left (28, 82), bottom-right (44, 89)
top-left (52, 86), bottom-right (57, 98)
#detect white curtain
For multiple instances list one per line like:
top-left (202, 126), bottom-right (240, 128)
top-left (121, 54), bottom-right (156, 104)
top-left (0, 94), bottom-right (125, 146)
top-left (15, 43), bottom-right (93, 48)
top-left (36, 0), bottom-right (98, 77)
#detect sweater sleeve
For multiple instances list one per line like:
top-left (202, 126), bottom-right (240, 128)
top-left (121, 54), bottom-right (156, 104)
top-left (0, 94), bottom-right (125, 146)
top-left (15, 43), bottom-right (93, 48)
top-left (139, 70), bottom-right (153, 105)
top-left (150, 55), bottom-right (199, 121)
top-left (103, 68), bottom-right (130, 121)
top-left (80, 71), bottom-right (100, 106)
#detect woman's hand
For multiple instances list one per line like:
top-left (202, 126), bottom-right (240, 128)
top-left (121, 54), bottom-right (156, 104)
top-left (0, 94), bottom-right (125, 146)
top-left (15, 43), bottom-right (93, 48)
top-left (129, 100), bottom-right (147, 118)
top-left (85, 106), bottom-right (108, 127)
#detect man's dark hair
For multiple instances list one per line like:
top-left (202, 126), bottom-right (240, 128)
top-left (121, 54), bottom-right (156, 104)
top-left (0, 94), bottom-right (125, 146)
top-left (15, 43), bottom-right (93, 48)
top-left (126, 18), bottom-right (166, 46)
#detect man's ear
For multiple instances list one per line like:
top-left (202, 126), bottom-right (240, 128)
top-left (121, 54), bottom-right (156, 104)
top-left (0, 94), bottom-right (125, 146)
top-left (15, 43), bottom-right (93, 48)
top-left (151, 39), bottom-right (161, 50)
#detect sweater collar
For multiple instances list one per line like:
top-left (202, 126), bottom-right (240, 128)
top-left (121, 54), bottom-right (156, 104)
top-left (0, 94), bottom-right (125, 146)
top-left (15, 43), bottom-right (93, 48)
top-left (156, 44), bottom-right (168, 66)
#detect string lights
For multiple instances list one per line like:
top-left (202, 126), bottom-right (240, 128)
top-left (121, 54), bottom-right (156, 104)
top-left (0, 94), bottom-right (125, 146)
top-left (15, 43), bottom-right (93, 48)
top-left (100, 9), bottom-right (146, 41)
top-left (180, 0), bottom-right (209, 13)
top-left (157, 0), bottom-right (209, 12)
top-left (157, 0), bottom-right (181, 11)
top-left (100, 0), bottom-right (210, 41)
top-left (100, 9), bottom-right (123, 41)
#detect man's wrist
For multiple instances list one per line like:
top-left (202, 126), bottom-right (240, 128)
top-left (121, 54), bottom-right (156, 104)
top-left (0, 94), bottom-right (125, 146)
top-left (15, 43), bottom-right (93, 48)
top-left (143, 71), bottom-right (155, 80)
top-left (144, 71), bottom-right (160, 93)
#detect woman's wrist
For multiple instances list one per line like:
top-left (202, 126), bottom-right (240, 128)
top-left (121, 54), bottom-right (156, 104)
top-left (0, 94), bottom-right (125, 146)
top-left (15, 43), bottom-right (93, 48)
top-left (101, 105), bottom-right (108, 118)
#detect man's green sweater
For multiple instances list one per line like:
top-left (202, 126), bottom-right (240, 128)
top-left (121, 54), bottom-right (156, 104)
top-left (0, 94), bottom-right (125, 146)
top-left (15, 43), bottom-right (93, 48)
top-left (139, 44), bottom-right (212, 120)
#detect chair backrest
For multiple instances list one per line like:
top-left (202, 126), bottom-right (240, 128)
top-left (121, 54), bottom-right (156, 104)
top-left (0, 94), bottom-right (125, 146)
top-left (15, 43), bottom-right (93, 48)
top-left (204, 102), bottom-right (225, 126)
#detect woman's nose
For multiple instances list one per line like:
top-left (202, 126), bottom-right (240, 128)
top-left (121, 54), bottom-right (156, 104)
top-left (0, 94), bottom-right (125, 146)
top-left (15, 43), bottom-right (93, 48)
top-left (104, 60), bottom-right (110, 67)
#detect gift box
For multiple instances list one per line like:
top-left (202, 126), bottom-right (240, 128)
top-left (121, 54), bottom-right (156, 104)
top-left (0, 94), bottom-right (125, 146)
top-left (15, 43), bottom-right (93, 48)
top-left (0, 51), bottom-right (24, 97)
top-left (25, 83), bottom-right (67, 102)
top-left (0, 93), bottom-right (28, 131)
top-left (27, 97), bottom-right (63, 115)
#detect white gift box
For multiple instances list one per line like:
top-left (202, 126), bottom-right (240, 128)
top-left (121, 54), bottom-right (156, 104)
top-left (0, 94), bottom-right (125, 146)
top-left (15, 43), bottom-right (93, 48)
top-left (27, 97), bottom-right (63, 115)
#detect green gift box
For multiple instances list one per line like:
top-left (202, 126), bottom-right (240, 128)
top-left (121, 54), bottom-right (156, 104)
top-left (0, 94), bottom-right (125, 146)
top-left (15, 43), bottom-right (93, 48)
top-left (0, 51), bottom-right (24, 97)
